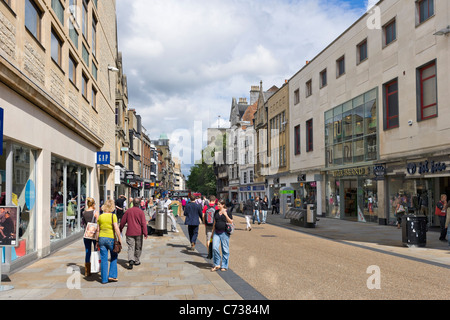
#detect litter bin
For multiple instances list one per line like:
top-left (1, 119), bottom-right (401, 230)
top-left (402, 215), bottom-right (427, 247)
top-left (305, 204), bottom-right (316, 228)
top-left (171, 204), bottom-right (179, 217)
top-left (155, 203), bottom-right (168, 236)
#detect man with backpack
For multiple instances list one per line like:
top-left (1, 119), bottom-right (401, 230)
top-left (203, 195), bottom-right (219, 249)
top-left (183, 195), bottom-right (203, 251)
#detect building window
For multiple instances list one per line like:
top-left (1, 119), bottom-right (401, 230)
top-left (417, 0), bottom-right (434, 24)
top-left (336, 56), bottom-right (345, 78)
top-left (325, 88), bottom-right (378, 167)
top-left (306, 119), bottom-right (313, 152)
top-left (69, 54), bottom-right (77, 85)
top-left (82, 72), bottom-right (89, 99)
top-left (383, 79), bottom-right (399, 129)
top-left (92, 15), bottom-right (97, 57)
top-left (82, 0), bottom-right (88, 39)
top-left (91, 86), bottom-right (97, 110)
top-left (320, 69), bottom-right (327, 88)
top-left (51, 29), bottom-right (63, 67)
top-left (417, 61), bottom-right (437, 121)
top-left (294, 125), bottom-right (300, 155)
top-left (306, 80), bottom-right (312, 97)
top-left (357, 39), bottom-right (368, 64)
top-left (51, 0), bottom-right (65, 26)
top-left (25, 0), bottom-right (42, 41)
top-left (383, 19), bottom-right (396, 47)
top-left (294, 89), bottom-right (300, 105)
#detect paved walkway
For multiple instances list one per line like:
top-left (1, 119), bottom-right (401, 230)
top-left (258, 212), bottom-right (450, 268)
top-left (0, 222), bottom-right (244, 300)
top-left (1, 210), bottom-right (448, 300)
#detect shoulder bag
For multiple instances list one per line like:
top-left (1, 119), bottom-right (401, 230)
top-left (83, 211), bottom-right (98, 240)
top-left (111, 213), bottom-right (122, 254)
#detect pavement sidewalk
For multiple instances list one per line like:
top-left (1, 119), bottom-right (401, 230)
top-left (257, 211), bottom-right (450, 268)
top-left (0, 222), bottom-right (244, 300)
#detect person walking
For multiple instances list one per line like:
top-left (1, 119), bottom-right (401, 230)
top-left (96, 199), bottom-right (122, 284)
top-left (164, 197), bottom-right (179, 233)
top-left (184, 195), bottom-right (203, 251)
top-left (253, 196), bottom-right (261, 224)
top-left (120, 197), bottom-right (148, 270)
top-left (211, 199), bottom-right (233, 272)
top-left (203, 195), bottom-right (219, 248)
top-left (435, 194), bottom-right (448, 242)
top-left (115, 195), bottom-right (126, 223)
top-left (260, 196), bottom-right (269, 224)
top-left (81, 197), bottom-right (99, 276)
top-left (244, 197), bottom-right (253, 231)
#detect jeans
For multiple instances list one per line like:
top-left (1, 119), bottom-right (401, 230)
top-left (83, 238), bottom-right (97, 263)
top-left (98, 237), bottom-right (118, 284)
top-left (245, 215), bottom-right (252, 229)
top-left (261, 210), bottom-right (268, 223)
top-left (253, 210), bottom-right (260, 224)
top-left (212, 232), bottom-right (230, 270)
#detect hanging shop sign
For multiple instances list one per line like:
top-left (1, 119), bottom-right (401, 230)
top-left (96, 152), bottom-right (111, 165)
top-left (373, 165), bottom-right (386, 181)
top-left (406, 160), bottom-right (447, 175)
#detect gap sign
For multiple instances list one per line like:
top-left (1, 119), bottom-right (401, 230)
top-left (96, 152), bottom-right (111, 165)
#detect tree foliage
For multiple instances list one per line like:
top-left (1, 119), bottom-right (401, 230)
top-left (186, 162), bottom-right (216, 196)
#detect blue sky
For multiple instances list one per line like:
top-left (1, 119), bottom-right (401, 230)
top-left (117, 0), bottom-right (372, 175)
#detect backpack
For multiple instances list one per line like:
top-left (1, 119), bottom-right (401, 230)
top-left (205, 206), bottom-right (215, 225)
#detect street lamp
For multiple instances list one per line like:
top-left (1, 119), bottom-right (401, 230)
top-left (433, 26), bottom-right (450, 36)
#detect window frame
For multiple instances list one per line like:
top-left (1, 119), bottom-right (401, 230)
top-left (417, 0), bottom-right (434, 25)
top-left (383, 19), bottom-right (396, 47)
top-left (336, 56), bottom-right (345, 78)
top-left (51, 28), bottom-right (63, 67)
top-left (357, 39), bottom-right (368, 64)
top-left (25, 0), bottom-right (42, 42)
top-left (320, 69), bottom-right (327, 88)
top-left (306, 79), bottom-right (312, 97)
top-left (294, 125), bottom-right (301, 155)
top-left (417, 61), bottom-right (437, 121)
top-left (306, 119), bottom-right (314, 152)
top-left (383, 79), bottom-right (399, 130)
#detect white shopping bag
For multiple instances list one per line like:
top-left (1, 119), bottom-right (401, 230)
top-left (91, 251), bottom-right (100, 273)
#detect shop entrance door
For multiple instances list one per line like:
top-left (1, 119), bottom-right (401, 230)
top-left (343, 180), bottom-right (357, 221)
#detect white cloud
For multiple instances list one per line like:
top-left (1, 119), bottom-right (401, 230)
top-left (116, 0), bottom-right (366, 173)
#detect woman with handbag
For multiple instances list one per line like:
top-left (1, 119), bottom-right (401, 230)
top-left (211, 199), bottom-right (233, 272)
top-left (96, 199), bottom-right (122, 284)
top-left (82, 197), bottom-right (99, 276)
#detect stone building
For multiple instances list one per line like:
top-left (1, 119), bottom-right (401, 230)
top-left (0, 0), bottom-right (118, 272)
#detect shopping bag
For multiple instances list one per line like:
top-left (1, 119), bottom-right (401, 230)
top-left (83, 222), bottom-right (98, 240)
top-left (91, 251), bottom-right (100, 273)
top-left (207, 237), bottom-right (213, 260)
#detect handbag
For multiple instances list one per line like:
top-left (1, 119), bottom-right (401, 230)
top-left (111, 213), bottom-right (122, 254)
top-left (226, 222), bottom-right (235, 235)
top-left (83, 211), bottom-right (98, 240)
top-left (90, 251), bottom-right (100, 273)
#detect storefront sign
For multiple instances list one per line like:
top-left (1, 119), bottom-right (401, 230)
top-left (96, 152), bottom-right (111, 165)
top-left (331, 167), bottom-right (370, 178)
top-left (373, 165), bottom-right (386, 180)
top-left (407, 160), bottom-right (447, 175)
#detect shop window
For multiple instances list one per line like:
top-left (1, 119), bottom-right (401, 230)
top-left (417, 61), bottom-right (437, 121)
top-left (51, 157), bottom-right (89, 241)
top-left (0, 143), bottom-right (37, 260)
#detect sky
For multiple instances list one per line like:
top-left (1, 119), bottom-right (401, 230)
top-left (116, 0), bottom-right (376, 176)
